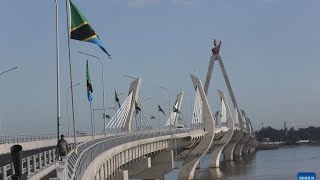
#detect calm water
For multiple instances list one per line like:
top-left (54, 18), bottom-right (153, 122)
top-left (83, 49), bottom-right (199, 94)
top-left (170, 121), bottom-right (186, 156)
top-left (165, 145), bottom-right (320, 180)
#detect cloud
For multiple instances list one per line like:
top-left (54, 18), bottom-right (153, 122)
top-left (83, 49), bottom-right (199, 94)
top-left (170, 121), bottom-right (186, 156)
top-left (172, 0), bottom-right (193, 5)
top-left (127, 0), bottom-right (193, 7)
top-left (127, 0), bottom-right (160, 7)
top-left (262, 0), bottom-right (274, 4)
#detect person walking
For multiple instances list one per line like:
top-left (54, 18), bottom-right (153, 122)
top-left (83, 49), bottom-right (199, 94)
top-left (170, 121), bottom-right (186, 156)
top-left (57, 134), bottom-right (69, 160)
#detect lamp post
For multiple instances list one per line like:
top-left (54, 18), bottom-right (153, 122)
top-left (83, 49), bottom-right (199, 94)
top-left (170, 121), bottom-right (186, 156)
top-left (156, 85), bottom-right (170, 130)
top-left (0, 67), bottom-right (18, 77)
top-left (67, 82), bottom-right (80, 136)
top-left (122, 74), bottom-right (136, 80)
top-left (157, 85), bottom-right (178, 159)
top-left (93, 107), bottom-right (114, 134)
top-left (0, 66), bottom-right (18, 135)
top-left (79, 51), bottom-right (107, 137)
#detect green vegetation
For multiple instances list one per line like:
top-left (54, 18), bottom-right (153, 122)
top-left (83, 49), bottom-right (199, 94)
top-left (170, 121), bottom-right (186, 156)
top-left (255, 126), bottom-right (320, 145)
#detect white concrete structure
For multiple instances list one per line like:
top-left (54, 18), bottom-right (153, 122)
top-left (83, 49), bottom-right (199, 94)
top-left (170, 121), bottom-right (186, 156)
top-left (203, 53), bottom-right (248, 160)
top-left (208, 90), bottom-right (234, 168)
top-left (242, 118), bottom-right (258, 154)
top-left (234, 110), bottom-right (251, 157)
top-left (165, 92), bottom-right (184, 128)
top-left (178, 75), bottom-right (215, 180)
top-left (50, 130), bottom-right (204, 180)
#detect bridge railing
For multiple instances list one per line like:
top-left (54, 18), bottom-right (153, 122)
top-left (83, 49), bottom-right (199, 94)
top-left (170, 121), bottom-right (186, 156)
top-left (66, 129), bottom-right (190, 180)
top-left (0, 144), bottom-right (75, 180)
top-left (0, 133), bottom-right (93, 144)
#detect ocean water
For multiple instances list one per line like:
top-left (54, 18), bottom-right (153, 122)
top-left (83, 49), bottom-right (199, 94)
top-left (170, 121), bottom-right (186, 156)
top-left (164, 145), bottom-right (320, 180)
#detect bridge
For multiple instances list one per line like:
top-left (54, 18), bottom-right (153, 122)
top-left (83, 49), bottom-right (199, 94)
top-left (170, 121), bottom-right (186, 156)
top-left (0, 47), bottom-right (259, 180)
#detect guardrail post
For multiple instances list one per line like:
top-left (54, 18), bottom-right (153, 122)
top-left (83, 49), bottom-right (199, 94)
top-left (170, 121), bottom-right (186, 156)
top-left (26, 157), bottom-right (31, 175)
top-left (56, 156), bottom-right (67, 180)
top-left (33, 155), bottom-right (37, 172)
top-left (49, 150), bottom-right (52, 164)
top-left (39, 153), bottom-right (43, 169)
top-left (43, 151), bottom-right (47, 166)
top-left (11, 163), bottom-right (15, 175)
top-left (2, 166), bottom-right (7, 180)
top-left (53, 149), bottom-right (56, 161)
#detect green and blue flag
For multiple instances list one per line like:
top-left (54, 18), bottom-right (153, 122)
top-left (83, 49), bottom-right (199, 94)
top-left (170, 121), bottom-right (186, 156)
top-left (86, 60), bottom-right (93, 102)
top-left (69, 0), bottom-right (111, 59)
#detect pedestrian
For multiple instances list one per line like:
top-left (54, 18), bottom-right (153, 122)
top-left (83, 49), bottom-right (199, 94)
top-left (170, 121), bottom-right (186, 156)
top-left (57, 134), bottom-right (69, 160)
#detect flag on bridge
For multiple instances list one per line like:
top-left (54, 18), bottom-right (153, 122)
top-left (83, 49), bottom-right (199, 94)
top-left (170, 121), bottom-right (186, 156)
top-left (173, 106), bottom-right (180, 113)
top-left (115, 90), bottom-right (121, 108)
top-left (86, 60), bottom-right (93, 102)
top-left (158, 105), bottom-right (165, 116)
top-left (69, 0), bottom-right (111, 59)
top-left (135, 101), bottom-right (141, 115)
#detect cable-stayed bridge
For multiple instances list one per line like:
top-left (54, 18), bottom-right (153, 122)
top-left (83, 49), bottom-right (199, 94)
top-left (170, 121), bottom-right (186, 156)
top-left (0, 50), bottom-right (259, 180)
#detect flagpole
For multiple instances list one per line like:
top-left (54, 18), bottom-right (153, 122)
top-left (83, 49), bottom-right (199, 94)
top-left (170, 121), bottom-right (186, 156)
top-left (66, 0), bottom-right (77, 153)
top-left (54, 0), bottom-right (61, 142)
top-left (78, 51), bottom-right (107, 137)
top-left (157, 110), bottom-right (160, 131)
top-left (90, 102), bottom-right (94, 139)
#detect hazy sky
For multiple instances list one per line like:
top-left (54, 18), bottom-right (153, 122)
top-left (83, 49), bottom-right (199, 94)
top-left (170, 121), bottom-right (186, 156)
top-left (0, 0), bottom-right (319, 135)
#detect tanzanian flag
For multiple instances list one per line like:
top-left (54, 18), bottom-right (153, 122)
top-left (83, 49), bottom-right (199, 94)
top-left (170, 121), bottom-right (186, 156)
top-left (115, 90), bottom-right (121, 108)
top-left (69, 0), bottom-right (111, 59)
top-left (158, 105), bottom-right (165, 116)
top-left (173, 106), bottom-right (180, 113)
top-left (86, 60), bottom-right (93, 102)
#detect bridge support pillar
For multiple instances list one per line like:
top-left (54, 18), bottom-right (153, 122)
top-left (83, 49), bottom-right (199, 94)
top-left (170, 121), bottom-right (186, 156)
top-left (113, 170), bottom-right (128, 180)
top-left (234, 134), bottom-right (250, 157)
top-left (123, 157), bottom-right (151, 177)
top-left (222, 130), bottom-right (243, 161)
top-left (129, 149), bottom-right (173, 179)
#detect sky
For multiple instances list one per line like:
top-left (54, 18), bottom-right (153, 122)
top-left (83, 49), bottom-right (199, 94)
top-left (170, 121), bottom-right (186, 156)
top-left (0, 0), bottom-right (319, 135)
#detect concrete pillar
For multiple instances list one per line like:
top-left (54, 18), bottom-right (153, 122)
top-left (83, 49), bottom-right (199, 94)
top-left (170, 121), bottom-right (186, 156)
top-left (116, 155), bottom-right (119, 173)
top-left (107, 160), bottom-right (111, 179)
top-left (33, 155), bottom-right (37, 172)
top-left (53, 149), bottom-right (56, 161)
top-left (144, 144), bottom-right (147, 155)
top-left (26, 157), bottom-right (31, 175)
top-left (117, 154), bottom-right (120, 173)
top-left (56, 156), bottom-right (67, 180)
top-left (113, 170), bottom-right (128, 180)
top-left (123, 157), bottom-right (151, 177)
top-left (2, 166), bottom-right (7, 180)
top-left (103, 163), bottom-right (106, 180)
top-left (100, 165), bottom-right (104, 180)
top-left (39, 153), bottom-right (43, 169)
top-left (129, 150), bottom-right (173, 179)
top-left (49, 150), bottom-right (52, 164)
top-left (96, 169), bottom-right (100, 180)
top-left (178, 75), bottom-right (215, 180)
top-left (133, 147), bottom-right (136, 161)
top-left (125, 150), bottom-right (128, 164)
top-left (120, 152), bottom-right (124, 167)
top-left (44, 151), bottom-right (48, 166)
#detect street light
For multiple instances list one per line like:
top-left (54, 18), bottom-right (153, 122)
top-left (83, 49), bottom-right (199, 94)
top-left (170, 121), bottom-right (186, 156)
top-left (156, 85), bottom-right (177, 159)
top-left (156, 85), bottom-right (170, 128)
top-left (93, 107), bottom-right (114, 134)
top-left (143, 98), bottom-right (152, 102)
top-left (79, 51), bottom-right (107, 137)
top-left (0, 67), bottom-right (18, 77)
top-left (67, 82), bottom-right (80, 136)
top-left (122, 74), bottom-right (136, 80)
